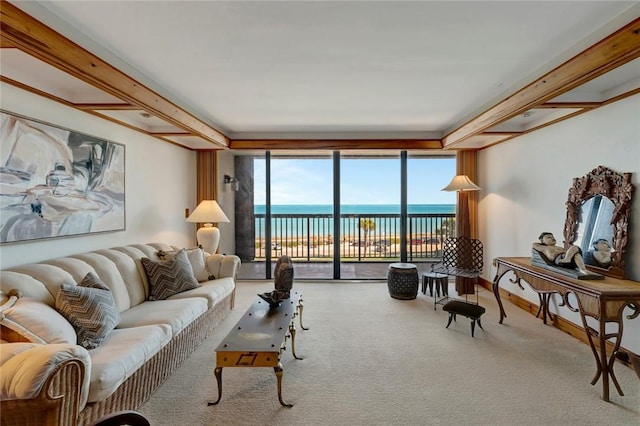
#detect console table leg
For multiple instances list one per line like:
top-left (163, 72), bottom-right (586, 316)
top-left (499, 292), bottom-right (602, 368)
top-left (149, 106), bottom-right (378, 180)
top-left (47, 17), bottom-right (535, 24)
top-left (535, 293), bottom-right (554, 324)
top-left (581, 314), bottom-right (627, 402)
top-left (208, 367), bottom-right (223, 406)
top-left (607, 340), bottom-right (625, 397)
top-left (274, 363), bottom-right (293, 407)
top-left (492, 274), bottom-right (507, 324)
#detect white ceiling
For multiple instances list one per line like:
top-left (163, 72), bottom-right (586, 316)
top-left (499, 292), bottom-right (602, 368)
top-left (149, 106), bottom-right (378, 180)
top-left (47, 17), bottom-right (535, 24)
top-left (6, 1), bottom-right (640, 142)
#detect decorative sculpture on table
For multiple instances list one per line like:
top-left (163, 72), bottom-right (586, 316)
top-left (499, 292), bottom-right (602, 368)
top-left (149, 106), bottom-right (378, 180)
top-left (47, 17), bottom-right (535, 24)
top-left (258, 255), bottom-right (294, 308)
top-left (591, 238), bottom-right (613, 267)
top-left (531, 232), bottom-right (603, 280)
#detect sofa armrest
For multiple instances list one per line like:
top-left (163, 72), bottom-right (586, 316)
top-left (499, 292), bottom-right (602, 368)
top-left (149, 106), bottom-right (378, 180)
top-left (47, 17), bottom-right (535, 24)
top-left (206, 254), bottom-right (241, 280)
top-left (1, 343), bottom-right (91, 426)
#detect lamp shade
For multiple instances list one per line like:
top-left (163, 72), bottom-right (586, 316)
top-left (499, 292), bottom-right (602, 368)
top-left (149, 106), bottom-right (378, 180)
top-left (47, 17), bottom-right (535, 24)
top-left (186, 200), bottom-right (230, 224)
top-left (441, 175), bottom-right (482, 192)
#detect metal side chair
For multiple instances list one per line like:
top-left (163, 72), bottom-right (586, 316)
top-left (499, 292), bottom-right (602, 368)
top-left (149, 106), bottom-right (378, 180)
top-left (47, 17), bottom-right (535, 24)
top-left (432, 236), bottom-right (485, 336)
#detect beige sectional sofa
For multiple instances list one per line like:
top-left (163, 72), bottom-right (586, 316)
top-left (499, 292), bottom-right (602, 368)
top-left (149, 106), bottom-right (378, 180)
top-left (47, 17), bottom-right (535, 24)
top-left (0, 243), bottom-right (240, 426)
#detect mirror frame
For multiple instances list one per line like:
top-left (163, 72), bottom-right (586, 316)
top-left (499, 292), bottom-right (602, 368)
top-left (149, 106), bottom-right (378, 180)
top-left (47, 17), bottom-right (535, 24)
top-left (563, 165), bottom-right (634, 279)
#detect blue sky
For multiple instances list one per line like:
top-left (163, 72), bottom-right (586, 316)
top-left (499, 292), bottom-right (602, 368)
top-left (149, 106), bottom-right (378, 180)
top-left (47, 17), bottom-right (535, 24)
top-left (254, 157), bottom-right (457, 205)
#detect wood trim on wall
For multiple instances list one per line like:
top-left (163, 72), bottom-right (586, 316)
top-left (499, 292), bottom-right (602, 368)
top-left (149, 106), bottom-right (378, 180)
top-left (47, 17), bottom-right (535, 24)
top-left (456, 150), bottom-right (479, 239)
top-left (196, 151), bottom-right (217, 203)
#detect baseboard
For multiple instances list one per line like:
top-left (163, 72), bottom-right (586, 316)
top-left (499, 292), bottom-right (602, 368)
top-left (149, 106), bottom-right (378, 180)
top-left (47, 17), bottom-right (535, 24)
top-left (478, 278), bottom-right (633, 368)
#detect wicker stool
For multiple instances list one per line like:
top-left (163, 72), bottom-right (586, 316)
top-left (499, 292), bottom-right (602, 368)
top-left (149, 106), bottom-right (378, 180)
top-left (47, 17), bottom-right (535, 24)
top-left (387, 263), bottom-right (418, 300)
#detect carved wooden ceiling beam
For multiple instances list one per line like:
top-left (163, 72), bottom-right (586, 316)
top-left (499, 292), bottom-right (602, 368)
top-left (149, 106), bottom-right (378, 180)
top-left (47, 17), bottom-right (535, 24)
top-left (74, 103), bottom-right (138, 110)
top-left (0, 0), bottom-right (229, 148)
top-left (443, 18), bottom-right (640, 149)
top-left (537, 102), bottom-right (601, 109)
top-left (230, 139), bottom-right (442, 150)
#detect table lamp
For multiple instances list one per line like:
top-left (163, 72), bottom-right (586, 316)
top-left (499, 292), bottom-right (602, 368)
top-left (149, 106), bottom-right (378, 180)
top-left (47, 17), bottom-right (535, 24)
top-left (186, 200), bottom-right (230, 254)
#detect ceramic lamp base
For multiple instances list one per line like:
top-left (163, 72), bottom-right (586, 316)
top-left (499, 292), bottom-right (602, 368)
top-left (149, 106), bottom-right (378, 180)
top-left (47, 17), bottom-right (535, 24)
top-left (197, 224), bottom-right (220, 254)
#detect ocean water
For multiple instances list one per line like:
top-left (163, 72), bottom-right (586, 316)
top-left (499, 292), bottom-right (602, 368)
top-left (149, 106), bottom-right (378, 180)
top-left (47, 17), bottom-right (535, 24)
top-left (253, 204), bottom-right (455, 238)
top-left (255, 204), bottom-right (455, 215)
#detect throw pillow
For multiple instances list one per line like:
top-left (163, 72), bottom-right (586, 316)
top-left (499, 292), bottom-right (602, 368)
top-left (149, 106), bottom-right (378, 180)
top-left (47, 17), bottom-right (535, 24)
top-left (55, 272), bottom-right (121, 349)
top-left (1, 317), bottom-right (47, 344)
top-left (157, 246), bottom-right (211, 282)
top-left (2, 297), bottom-right (76, 344)
top-left (142, 248), bottom-right (201, 301)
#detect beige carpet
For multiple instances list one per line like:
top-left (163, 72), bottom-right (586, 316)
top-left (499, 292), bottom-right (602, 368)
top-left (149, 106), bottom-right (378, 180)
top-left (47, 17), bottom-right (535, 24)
top-left (139, 281), bottom-right (640, 425)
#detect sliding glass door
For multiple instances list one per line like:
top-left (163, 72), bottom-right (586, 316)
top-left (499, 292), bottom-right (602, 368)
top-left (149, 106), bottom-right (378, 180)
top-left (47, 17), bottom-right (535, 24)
top-left (269, 155), bottom-right (334, 279)
top-left (236, 151), bottom-right (455, 280)
top-left (406, 155), bottom-right (456, 264)
top-left (340, 154), bottom-right (401, 279)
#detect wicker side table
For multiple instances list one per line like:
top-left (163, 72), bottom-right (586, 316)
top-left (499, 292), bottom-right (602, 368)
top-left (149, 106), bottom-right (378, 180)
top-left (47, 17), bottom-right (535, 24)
top-left (387, 263), bottom-right (418, 300)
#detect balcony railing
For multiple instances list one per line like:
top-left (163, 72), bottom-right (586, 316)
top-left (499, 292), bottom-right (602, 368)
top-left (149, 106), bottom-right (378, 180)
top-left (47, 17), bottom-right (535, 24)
top-left (253, 213), bottom-right (455, 261)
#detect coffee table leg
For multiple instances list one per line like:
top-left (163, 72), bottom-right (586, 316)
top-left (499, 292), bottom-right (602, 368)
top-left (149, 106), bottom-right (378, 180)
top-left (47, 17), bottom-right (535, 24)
top-left (274, 363), bottom-right (293, 407)
top-left (289, 323), bottom-right (303, 360)
top-left (298, 298), bottom-right (309, 330)
top-left (208, 366), bottom-right (223, 406)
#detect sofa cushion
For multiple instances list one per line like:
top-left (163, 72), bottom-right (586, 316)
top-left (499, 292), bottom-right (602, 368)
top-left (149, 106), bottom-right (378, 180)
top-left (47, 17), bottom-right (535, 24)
top-left (158, 247), bottom-right (211, 282)
top-left (117, 298), bottom-right (208, 335)
top-left (205, 254), bottom-right (241, 280)
top-left (142, 249), bottom-right (200, 300)
top-left (94, 249), bottom-right (148, 306)
top-left (87, 324), bottom-right (171, 402)
top-left (0, 318), bottom-right (45, 344)
top-left (167, 277), bottom-right (235, 308)
top-left (70, 253), bottom-right (133, 312)
top-left (0, 271), bottom-right (55, 306)
top-left (6, 264), bottom-right (78, 301)
top-left (2, 297), bottom-right (76, 345)
top-left (55, 273), bottom-right (121, 349)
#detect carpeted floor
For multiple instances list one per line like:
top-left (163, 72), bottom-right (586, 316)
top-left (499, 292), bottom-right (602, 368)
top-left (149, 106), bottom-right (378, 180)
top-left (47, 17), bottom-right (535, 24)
top-left (139, 281), bottom-right (640, 425)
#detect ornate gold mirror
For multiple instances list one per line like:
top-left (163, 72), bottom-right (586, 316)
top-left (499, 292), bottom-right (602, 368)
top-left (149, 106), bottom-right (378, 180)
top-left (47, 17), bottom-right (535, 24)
top-left (563, 166), bottom-right (634, 279)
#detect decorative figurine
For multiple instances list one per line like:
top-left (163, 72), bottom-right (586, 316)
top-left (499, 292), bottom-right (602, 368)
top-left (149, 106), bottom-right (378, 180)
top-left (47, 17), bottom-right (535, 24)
top-left (592, 238), bottom-right (612, 267)
top-left (274, 255), bottom-right (294, 296)
top-left (258, 255), bottom-right (294, 308)
top-left (532, 232), bottom-right (588, 273)
top-left (531, 232), bottom-right (603, 280)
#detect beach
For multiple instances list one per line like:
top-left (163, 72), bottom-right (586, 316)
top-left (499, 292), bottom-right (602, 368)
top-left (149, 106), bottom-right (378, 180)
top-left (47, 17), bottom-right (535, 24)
top-left (254, 234), bottom-right (444, 261)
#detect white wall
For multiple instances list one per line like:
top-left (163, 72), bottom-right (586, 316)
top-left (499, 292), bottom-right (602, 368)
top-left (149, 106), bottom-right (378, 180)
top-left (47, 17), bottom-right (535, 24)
top-left (478, 94), bottom-right (640, 352)
top-left (0, 83), bottom-right (198, 269)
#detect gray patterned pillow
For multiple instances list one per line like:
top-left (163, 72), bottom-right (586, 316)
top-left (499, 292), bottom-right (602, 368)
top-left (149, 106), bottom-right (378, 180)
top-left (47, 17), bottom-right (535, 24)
top-left (55, 272), bottom-right (121, 349)
top-left (142, 248), bottom-right (201, 301)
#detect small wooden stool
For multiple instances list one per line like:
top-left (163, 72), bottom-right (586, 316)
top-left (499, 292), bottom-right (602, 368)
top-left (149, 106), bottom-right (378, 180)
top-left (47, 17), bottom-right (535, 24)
top-left (443, 300), bottom-right (486, 337)
top-left (421, 272), bottom-right (448, 297)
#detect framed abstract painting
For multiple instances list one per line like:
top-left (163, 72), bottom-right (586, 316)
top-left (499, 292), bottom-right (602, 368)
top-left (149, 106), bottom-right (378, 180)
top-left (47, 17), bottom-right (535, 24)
top-left (0, 111), bottom-right (125, 243)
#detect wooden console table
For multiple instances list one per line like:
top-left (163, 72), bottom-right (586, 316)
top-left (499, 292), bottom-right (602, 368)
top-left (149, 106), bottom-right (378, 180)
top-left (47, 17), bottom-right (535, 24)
top-left (492, 257), bottom-right (640, 402)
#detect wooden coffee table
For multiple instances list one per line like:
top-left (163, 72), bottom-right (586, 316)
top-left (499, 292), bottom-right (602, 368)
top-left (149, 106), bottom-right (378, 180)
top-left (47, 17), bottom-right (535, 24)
top-left (208, 290), bottom-right (308, 407)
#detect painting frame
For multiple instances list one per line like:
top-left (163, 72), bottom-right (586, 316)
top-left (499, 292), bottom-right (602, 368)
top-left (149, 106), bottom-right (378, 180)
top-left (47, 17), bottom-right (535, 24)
top-left (0, 110), bottom-right (126, 244)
